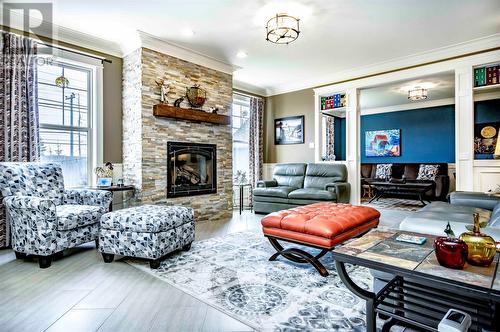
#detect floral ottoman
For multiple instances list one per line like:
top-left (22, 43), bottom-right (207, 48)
top-left (99, 205), bottom-right (195, 268)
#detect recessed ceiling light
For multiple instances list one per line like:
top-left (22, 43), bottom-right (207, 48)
top-left (181, 28), bottom-right (195, 37)
top-left (236, 51), bottom-right (248, 58)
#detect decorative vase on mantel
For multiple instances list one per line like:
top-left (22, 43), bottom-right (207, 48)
top-left (459, 213), bottom-right (496, 267)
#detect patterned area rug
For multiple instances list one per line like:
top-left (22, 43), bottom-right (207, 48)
top-left (362, 197), bottom-right (424, 212)
top-left (127, 232), bottom-right (374, 331)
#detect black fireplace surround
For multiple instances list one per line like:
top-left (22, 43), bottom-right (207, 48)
top-left (167, 141), bottom-right (217, 198)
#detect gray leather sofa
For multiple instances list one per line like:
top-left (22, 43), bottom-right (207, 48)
top-left (253, 163), bottom-right (350, 214)
top-left (399, 191), bottom-right (500, 241)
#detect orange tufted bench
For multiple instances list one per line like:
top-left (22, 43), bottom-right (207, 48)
top-left (261, 202), bottom-right (380, 276)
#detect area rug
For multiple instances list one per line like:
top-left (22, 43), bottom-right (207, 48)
top-left (362, 197), bottom-right (423, 212)
top-left (127, 232), bottom-right (374, 332)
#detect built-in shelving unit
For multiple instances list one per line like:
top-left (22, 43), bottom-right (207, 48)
top-left (153, 104), bottom-right (230, 125)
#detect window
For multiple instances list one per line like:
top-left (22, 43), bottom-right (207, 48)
top-left (232, 94), bottom-right (250, 184)
top-left (38, 61), bottom-right (92, 187)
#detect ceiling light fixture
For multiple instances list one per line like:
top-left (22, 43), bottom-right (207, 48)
top-left (266, 13), bottom-right (300, 44)
top-left (408, 87), bottom-right (428, 101)
top-left (236, 51), bottom-right (248, 58)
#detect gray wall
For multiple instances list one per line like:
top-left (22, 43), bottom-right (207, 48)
top-left (102, 56), bottom-right (123, 163)
top-left (264, 88), bottom-right (315, 163)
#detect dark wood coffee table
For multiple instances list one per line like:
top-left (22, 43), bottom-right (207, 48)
top-left (367, 181), bottom-right (435, 206)
top-left (331, 229), bottom-right (499, 332)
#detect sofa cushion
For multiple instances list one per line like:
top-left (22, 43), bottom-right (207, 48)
top-left (253, 186), bottom-right (295, 198)
top-left (253, 195), bottom-right (290, 204)
top-left (56, 204), bottom-right (102, 230)
top-left (375, 164), bottom-right (392, 180)
top-left (273, 163), bottom-right (306, 188)
top-left (303, 163), bottom-right (347, 189)
top-left (417, 164), bottom-right (440, 181)
top-left (361, 164), bottom-right (373, 179)
top-left (288, 188), bottom-right (336, 201)
top-left (403, 165), bottom-right (419, 180)
top-left (100, 205), bottom-right (194, 233)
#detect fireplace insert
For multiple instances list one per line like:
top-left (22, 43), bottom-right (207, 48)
top-left (167, 141), bottom-right (217, 198)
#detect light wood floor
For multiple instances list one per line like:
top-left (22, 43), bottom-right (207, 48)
top-left (0, 208), bottom-right (406, 332)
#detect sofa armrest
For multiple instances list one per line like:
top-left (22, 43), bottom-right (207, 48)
top-left (256, 180), bottom-right (278, 188)
top-left (3, 196), bottom-right (57, 230)
top-left (434, 175), bottom-right (449, 200)
top-left (64, 189), bottom-right (113, 212)
top-left (325, 182), bottom-right (351, 203)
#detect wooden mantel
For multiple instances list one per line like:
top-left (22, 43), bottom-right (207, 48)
top-left (153, 104), bottom-right (230, 125)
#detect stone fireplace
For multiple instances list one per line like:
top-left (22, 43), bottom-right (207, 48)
top-left (122, 47), bottom-right (233, 222)
top-left (167, 141), bottom-right (217, 198)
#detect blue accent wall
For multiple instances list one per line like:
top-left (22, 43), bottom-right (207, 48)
top-left (361, 105), bottom-right (456, 163)
top-left (334, 117), bottom-right (346, 161)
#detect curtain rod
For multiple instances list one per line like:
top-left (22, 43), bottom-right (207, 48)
top-left (39, 42), bottom-right (112, 64)
top-left (1, 28), bottom-right (112, 64)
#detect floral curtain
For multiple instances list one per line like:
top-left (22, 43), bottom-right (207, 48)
top-left (0, 32), bottom-right (40, 248)
top-left (249, 97), bottom-right (264, 201)
top-left (324, 115), bottom-right (336, 161)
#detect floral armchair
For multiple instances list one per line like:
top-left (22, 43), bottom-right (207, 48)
top-left (0, 163), bottom-right (113, 268)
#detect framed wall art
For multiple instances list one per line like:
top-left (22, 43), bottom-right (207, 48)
top-left (275, 115), bottom-right (304, 145)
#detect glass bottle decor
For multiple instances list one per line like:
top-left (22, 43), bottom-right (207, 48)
top-left (434, 222), bottom-right (468, 269)
top-left (459, 213), bottom-right (496, 266)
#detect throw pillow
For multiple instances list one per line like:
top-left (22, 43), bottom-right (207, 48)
top-left (416, 164), bottom-right (440, 180)
top-left (375, 164), bottom-right (393, 180)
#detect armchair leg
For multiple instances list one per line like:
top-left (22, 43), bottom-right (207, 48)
top-left (102, 253), bottom-right (114, 263)
top-left (149, 259), bottom-right (161, 269)
top-left (182, 242), bottom-right (192, 251)
top-left (38, 255), bottom-right (52, 269)
top-left (14, 251), bottom-right (26, 260)
top-left (95, 238), bottom-right (99, 249)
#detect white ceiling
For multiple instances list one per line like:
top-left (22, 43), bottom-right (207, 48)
top-left (8, 0), bottom-right (500, 96)
top-left (360, 72), bottom-right (455, 109)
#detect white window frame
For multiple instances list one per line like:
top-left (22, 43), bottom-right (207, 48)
top-left (232, 94), bottom-right (251, 145)
top-left (38, 48), bottom-right (104, 187)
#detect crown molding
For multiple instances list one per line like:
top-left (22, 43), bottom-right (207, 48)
top-left (233, 79), bottom-right (268, 97)
top-left (51, 27), bottom-right (123, 58)
top-left (272, 34), bottom-right (500, 97)
top-left (131, 30), bottom-right (240, 75)
top-left (0, 10), bottom-right (123, 57)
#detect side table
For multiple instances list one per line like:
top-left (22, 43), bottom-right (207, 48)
top-left (84, 185), bottom-right (135, 211)
top-left (234, 183), bottom-right (252, 215)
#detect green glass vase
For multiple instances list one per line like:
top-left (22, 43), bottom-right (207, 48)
top-left (459, 213), bottom-right (496, 267)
